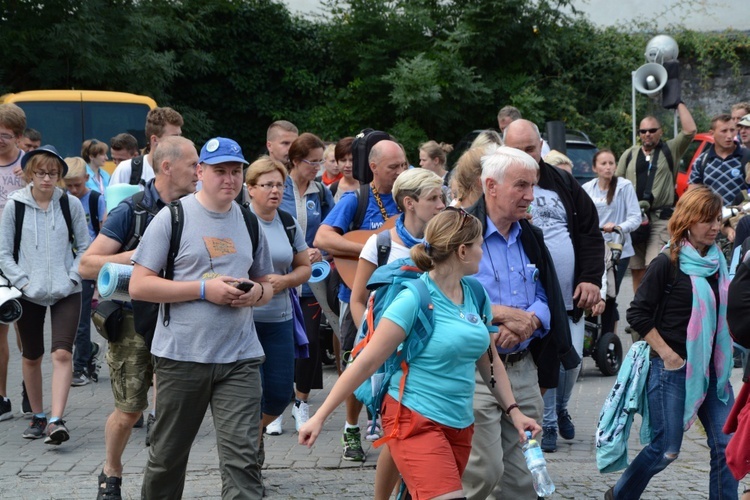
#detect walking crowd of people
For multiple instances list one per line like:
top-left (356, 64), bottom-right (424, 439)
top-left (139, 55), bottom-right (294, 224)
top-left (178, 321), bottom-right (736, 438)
top-left (0, 95), bottom-right (749, 500)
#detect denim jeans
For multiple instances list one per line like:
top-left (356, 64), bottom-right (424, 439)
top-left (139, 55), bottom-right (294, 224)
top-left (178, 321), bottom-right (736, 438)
top-left (542, 317), bottom-right (584, 428)
top-left (255, 320), bottom-right (295, 416)
top-left (614, 357), bottom-right (737, 500)
top-left (73, 279), bottom-right (95, 372)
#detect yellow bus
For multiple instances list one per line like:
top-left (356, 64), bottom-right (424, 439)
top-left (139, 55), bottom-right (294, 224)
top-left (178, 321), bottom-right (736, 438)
top-left (0, 90), bottom-right (157, 172)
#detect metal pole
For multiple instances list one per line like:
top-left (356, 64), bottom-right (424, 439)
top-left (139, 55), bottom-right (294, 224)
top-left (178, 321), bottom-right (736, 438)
top-left (632, 71), bottom-right (637, 147)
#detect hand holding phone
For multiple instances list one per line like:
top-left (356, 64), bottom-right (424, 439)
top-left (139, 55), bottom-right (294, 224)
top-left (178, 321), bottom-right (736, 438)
top-left (236, 281), bottom-right (255, 293)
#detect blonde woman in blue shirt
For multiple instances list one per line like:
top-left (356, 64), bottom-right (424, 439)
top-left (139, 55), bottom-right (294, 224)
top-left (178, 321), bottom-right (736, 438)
top-left (300, 209), bottom-right (540, 500)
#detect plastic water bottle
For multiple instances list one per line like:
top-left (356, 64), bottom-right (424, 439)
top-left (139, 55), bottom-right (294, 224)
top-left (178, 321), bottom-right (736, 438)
top-left (522, 430), bottom-right (556, 497)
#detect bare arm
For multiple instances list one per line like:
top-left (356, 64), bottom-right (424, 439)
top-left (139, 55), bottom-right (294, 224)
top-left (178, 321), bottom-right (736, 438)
top-left (350, 259), bottom-right (377, 329)
top-left (299, 317), bottom-right (406, 447)
top-left (677, 102), bottom-right (697, 136)
top-left (490, 304), bottom-right (540, 340)
top-left (642, 328), bottom-right (684, 370)
top-left (267, 251), bottom-right (312, 295)
top-left (79, 234), bottom-right (135, 280)
top-left (313, 224), bottom-right (363, 258)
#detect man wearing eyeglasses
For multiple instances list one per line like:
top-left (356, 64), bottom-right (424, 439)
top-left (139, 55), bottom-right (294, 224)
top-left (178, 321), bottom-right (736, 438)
top-left (616, 102), bottom-right (696, 292)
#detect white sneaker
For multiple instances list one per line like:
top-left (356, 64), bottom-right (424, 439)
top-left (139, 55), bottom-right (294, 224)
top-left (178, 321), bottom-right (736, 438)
top-left (265, 415), bottom-right (283, 435)
top-left (291, 401), bottom-right (310, 431)
top-left (364, 418), bottom-right (383, 441)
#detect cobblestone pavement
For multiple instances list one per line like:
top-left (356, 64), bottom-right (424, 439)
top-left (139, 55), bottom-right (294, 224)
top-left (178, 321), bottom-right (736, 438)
top-left (0, 275), bottom-right (747, 498)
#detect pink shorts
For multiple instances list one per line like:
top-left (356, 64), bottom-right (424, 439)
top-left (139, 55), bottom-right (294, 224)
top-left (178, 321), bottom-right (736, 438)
top-left (381, 394), bottom-right (474, 500)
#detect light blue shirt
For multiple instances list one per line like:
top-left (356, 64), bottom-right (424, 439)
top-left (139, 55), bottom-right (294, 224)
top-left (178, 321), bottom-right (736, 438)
top-left (475, 218), bottom-right (550, 353)
top-left (383, 273), bottom-right (492, 429)
top-left (85, 164), bottom-right (110, 195)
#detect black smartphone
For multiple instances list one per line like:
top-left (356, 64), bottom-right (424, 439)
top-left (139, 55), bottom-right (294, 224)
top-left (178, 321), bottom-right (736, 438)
top-left (236, 281), bottom-right (255, 293)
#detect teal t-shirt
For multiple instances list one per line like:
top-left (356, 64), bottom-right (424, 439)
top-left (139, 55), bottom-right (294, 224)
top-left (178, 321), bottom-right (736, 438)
top-left (382, 273), bottom-right (492, 429)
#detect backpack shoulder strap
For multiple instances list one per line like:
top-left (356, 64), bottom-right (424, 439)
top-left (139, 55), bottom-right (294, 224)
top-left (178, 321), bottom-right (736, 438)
top-left (352, 183), bottom-right (370, 231)
top-left (163, 200), bottom-right (185, 327)
top-left (123, 190), bottom-right (150, 251)
top-left (659, 141), bottom-right (674, 173)
top-left (276, 208), bottom-right (297, 251)
top-left (239, 202), bottom-right (261, 262)
top-left (13, 200), bottom-right (25, 264)
top-left (314, 180), bottom-right (328, 212)
top-left (59, 194), bottom-right (75, 257)
top-left (463, 276), bottom-right (497, 333)
top-left (129, 155), bottom-right (145, 186)
top-left (376, 229), bottom-right (392, 267)
top-left (89, 190), bottom-right (101, 236)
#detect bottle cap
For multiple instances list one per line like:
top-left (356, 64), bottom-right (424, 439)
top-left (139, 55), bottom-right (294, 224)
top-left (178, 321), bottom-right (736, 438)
top-left (525, 430), bottom-right (532, 439)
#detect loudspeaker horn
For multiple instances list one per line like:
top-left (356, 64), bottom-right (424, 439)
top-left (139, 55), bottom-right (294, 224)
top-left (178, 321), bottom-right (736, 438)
top-left (633, 63), bottom-right (668, 97)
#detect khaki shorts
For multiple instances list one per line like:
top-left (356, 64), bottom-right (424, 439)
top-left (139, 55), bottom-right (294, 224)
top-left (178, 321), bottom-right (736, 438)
top-left (629, 217), bottom-right (669, 269)
top-left (106, 310), bottom-right (153, 413)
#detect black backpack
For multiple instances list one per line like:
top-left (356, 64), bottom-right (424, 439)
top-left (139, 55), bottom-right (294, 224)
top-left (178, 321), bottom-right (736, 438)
top-left (352, 129), bottom-right (392, 184)
top-left (13, 195), bottom-right (75, 262)
top-left (89, 190), bottom-right (101, 237)
top-left (129, 155), bottom-right (146, 187)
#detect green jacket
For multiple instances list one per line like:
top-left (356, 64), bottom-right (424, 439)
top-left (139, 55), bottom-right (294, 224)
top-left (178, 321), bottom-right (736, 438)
top-left (616, 131), bottom-right (694, 209)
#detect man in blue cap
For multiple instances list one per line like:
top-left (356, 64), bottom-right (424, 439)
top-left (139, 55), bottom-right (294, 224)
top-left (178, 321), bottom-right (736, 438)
top-left (130, 137), bottom-right (274, 499)
top-left (80, 135), bottom-right (199, 500)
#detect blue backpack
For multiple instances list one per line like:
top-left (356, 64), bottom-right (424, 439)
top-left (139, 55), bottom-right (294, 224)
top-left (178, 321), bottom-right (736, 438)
top-left (350, 257), bottom-right (492, 445)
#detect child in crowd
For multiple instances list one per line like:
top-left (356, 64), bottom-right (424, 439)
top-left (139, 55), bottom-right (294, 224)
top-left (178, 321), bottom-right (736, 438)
top-left (63, 157), bottom-right (106, 387)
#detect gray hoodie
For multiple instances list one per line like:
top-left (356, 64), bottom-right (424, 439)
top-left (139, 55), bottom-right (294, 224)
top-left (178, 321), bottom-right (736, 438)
top-left (0, 185), bottom-right (90, 306)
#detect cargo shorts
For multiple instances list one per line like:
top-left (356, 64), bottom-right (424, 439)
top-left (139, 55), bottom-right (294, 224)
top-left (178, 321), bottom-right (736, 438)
top-left (106, 309), bottom-right (153, 413)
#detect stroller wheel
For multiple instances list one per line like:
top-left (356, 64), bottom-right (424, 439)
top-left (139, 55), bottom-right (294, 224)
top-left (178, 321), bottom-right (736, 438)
top-left (596, 331), bottom-right (622, 376)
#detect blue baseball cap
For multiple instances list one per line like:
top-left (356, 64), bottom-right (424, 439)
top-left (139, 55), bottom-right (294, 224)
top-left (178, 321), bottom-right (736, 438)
top-left (199, 137), bottom-right (248, 165)
top-left (20, 144), bottom-right (68, 177)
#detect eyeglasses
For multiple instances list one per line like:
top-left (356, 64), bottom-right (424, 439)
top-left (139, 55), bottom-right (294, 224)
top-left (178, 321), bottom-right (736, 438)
top-left (302, 159), bottom-right (324, 167)
top-left (0, 133), bottom-right (15, 142)
top-left (256, 182), bottom-right (284, 191)
top-left (34, 171), bottom-right (59, 179)
top-left (638, 128), bottom-right (659, 135)
top-left (444, 206), bottom-right (471, 228)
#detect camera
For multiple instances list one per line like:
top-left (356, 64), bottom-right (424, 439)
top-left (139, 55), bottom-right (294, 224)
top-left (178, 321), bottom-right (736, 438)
top-left (0, 274), bottom-right (23, 324)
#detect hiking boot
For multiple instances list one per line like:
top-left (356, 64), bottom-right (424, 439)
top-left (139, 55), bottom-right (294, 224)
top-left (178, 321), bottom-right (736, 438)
top-left (364, 418), bottom-right (383, 441)
top-left (0, 397), bottom-right (11, 421)
top-left (44, 419), bottom-right (70, 445)
top-left (342, 427), bottom-right (366, 462)
top-left (97, 470), bottom-right (122, 500)
top-left (21, 382), bottom-right (32, 418)
top-left (558, 409), bottom-right (575, 440)
top-left (145, 413), bottom-right (155, 447)
top-left (71, 370), bottom-right (90, 387)
top-left (22, 415), bottom-right (47, 439)
top-left (133, 413), bottom-right (144, 428)
top-left (541, 426), bottom-right (557, 453)
top-left (291, 400), bottom-right (309, 432)
top-left (265, 415), bottom-right (283, 436)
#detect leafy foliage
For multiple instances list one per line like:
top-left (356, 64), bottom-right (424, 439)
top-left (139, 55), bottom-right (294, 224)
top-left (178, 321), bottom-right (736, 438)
top-left (1, 0), bottom-right (748, 161)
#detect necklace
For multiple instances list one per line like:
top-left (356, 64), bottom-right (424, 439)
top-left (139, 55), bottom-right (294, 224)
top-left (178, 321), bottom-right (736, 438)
top-left (370, 182), bottom-right (390, 221)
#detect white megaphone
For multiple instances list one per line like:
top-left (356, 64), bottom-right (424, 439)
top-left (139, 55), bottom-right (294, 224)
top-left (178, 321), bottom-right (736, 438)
top-left (0, 274), bottom-right (23, 324)
top-left (307, 261), bottom-right (340, 337)
top-left (634, 63), bottom-right (668, 96)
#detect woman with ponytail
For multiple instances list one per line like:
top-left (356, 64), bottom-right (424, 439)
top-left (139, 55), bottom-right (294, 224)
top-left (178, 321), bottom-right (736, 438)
top-left (581, 149), bottom-right (640, 334)
top-left (300, 208), bottom-right (539, 500)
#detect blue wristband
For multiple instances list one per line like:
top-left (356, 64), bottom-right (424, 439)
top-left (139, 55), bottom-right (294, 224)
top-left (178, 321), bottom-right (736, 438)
top-left (200, 280), bottom-right (206, 300)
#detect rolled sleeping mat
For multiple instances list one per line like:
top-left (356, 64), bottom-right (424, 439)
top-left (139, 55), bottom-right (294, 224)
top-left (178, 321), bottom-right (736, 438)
top-left (98, 263), bottom-right (133, 301)
top-left (105, 184), bottom-right (140, 214)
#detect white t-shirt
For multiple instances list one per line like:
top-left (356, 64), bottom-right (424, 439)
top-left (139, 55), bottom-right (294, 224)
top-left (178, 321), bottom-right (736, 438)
top-left (360, 230), bottom-right (410, 265)
top-left (0, 149), bottom-right (25, 216)
top-left (109, 155), bottom-right (154, 189)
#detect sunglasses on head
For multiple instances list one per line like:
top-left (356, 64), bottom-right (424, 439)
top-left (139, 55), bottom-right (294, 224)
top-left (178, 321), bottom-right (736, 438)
top-left (444, 206), bottom-right (471, 228)
top-left (638, 128), bottom-right (659, 135)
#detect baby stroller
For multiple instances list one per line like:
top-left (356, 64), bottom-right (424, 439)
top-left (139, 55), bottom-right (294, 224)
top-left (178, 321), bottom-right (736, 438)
top-left (582, 228), bottom-right (624, 376)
